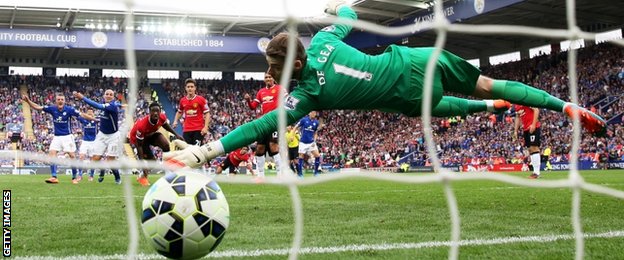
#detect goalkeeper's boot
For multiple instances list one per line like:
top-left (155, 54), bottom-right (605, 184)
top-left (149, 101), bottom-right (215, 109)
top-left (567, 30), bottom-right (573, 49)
top-left (528, 173), bottom-right (540, 179)
top-left (45, 177), bottom-right (59, 184)
top-left (492, 100), bottom-right (511, 114)
top-left (563, 103), bottom-right (607, 136)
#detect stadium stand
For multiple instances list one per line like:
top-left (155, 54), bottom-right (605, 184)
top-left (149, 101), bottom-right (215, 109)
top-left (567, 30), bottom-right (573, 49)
top-left (2, 43), bottom-right (622, 168)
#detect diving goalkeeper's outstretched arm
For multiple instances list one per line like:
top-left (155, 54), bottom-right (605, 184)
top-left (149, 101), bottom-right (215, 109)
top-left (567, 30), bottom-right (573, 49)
top-left (164, 93), bottom-right (313, 168)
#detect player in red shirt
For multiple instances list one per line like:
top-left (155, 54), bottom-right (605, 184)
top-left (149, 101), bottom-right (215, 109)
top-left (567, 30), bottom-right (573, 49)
top-left (130, 102), bottom-right (184, 186)
top-left (243, 73), bottom-right (282, 177)
top-left (173, 78), bottom-right (211, 146)
top-left (216, 146), bottom-right (254, 176)
top-left (513, 104), bottom-right (542, 179)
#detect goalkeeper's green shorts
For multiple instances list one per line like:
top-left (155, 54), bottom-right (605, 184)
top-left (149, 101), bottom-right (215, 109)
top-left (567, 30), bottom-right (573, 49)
top-left (409, 47), bottom-right (482, 96)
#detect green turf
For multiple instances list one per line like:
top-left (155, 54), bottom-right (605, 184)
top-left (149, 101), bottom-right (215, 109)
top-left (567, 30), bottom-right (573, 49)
top-left (2, 170), bottom-right (624, 259)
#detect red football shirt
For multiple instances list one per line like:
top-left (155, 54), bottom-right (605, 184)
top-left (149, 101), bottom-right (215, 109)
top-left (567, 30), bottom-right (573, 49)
top-left (247, 84), bottom-right (281, 116)
top-left (227, 148), bottom-right (251, 166)
top-left (515, 104), bottom-right (540, 131)
top-left (129, 113), bottom-right (168, 145)
top-left (178, 95), bottom-right (209, 132)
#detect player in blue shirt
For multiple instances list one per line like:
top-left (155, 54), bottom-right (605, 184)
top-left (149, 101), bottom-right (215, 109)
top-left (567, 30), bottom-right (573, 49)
top-left (74, 89), bottom-right (123, 184)
top-left (297, 111), bottom-right (322, 177)
top-left (76, 108), bottom-right (98, 181)
top-left (22, 93), bottom-right (95, 184)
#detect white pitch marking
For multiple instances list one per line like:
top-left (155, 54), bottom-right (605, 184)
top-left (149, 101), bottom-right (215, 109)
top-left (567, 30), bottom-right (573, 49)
top-left (14, 230), bottom-right (624, 259)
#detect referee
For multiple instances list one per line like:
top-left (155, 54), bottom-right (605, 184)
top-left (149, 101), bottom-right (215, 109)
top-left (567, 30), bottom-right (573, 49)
top-left (286, 125), bottom-right (300, 173)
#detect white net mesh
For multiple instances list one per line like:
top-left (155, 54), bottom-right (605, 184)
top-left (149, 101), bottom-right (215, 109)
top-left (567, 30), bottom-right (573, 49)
top-left (4, 0), bottom-right (624, 259)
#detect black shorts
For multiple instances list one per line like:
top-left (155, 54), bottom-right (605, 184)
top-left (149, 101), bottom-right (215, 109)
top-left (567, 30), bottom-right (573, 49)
top-left (219, 159), bottom-right (236, 174)
top-left (183, 131), bottom-right (205, 146)
top-left (288, 147), bottom-right (299, 160)
top-left (523, 128), bottom-right (541, 147)
top-left (256, 131), bottom-right (278, 147)
top-left (131, 132), bottom-right (165, 160)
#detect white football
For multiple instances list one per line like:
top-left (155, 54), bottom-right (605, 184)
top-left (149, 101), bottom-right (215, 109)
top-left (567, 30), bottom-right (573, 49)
top-left (141, 170), bottom-right (230, 260)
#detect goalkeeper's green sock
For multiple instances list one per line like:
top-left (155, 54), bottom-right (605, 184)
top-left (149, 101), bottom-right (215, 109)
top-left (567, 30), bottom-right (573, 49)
top-left (491, 80), bottom-right (566, 112)
top-left (432, 96), bottom-right (489, 117)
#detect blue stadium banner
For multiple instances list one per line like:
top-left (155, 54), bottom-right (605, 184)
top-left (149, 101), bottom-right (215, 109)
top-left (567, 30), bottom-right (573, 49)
top-left (0, 29), bottom-right (266, 53)
top-left (345, 0), bottom-right (526, 48)
top-left (548, 161), bottom-right (624, 171)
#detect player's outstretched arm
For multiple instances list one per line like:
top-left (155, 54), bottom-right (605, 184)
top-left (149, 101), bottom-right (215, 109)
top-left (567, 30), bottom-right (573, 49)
top-left (162, 121), bottom-right (184, 141)
top-left (74, 91), bottom-right (105, 110)
top-left (323, 0), bottom-right (357, 40)
top-left (21, 95), bottom-right (43, 111)
top-left (163, 96), bottom-right (313, 169)
top-left (324, 0), bottom-right (348, 15)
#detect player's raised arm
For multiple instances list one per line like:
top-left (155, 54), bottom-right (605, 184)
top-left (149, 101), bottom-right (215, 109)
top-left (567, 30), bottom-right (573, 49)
top-left (323, 0), bottom-right (357, 40)
top-left (21, 94), bottom-right (43, 111)
top-left (74, 91), bottom-right (105, 110)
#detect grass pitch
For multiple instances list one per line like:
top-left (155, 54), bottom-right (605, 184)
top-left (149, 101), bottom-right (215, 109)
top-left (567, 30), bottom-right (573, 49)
top-left (3, 170), bottom-right (624, 259)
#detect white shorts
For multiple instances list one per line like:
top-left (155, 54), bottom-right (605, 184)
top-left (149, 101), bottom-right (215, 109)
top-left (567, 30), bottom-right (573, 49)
top-left (79, 140), bottom-right (96, 157)
top-left (298, 142), bottom-right (318, 154)
top-left (93, 132), bottom-right (121, 157)
top-left (49, 135), bottom-right (76, 153)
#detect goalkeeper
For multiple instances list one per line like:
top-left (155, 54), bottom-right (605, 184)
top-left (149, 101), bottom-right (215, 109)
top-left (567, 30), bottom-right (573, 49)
top-left (164, 2), bottom-right (606, 169)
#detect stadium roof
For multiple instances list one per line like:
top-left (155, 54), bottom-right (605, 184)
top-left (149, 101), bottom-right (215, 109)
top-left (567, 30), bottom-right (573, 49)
top-left (0, 0), bottom-right (622, 72)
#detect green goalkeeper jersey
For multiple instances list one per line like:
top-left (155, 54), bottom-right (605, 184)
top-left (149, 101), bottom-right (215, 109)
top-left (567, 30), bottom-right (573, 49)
top-left (220, 6), bottom-right (479, 152)
top-left (295, 6), bottom-right (416, 115)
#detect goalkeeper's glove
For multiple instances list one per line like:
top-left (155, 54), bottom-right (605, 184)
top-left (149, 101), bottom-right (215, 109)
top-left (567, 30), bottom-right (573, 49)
top-left (325, 0), bottom-right (348, 15)
top-left (163, 140), bottom-right (221, 169)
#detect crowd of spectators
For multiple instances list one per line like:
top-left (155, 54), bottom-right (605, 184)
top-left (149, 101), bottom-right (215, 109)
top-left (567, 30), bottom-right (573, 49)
top-left (162, 43), bottom-right (624, 168)
top-left (2, 42), bottom-right (623, 169)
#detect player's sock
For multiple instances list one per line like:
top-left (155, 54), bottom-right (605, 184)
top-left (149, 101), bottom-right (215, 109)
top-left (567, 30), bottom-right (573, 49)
top-left (431, 96), bottom-right (487, 117)
top-left (297, 158), bottom-right (304, 177)
top-left (491, 80), bottom-right (565, 112)
top-left (71, 168), bottom-right (77, 180)
top-left (112, 169), bottom-right (121, 181)
top-left (99, 169), bottom-right (105, 177)
top-left (78, 168), bottom-right (83, 177)
top-left (290, 161), bottom-right (296, 172)
top-left (546, 161), bottom-right (552, 170)
top-left (314, 157), bottom-right (320, 175)
top-left (272, 153), bottom-right (281, 173)
top-left (50, 164), bottom-right (57, 178)
top-left (255, 155), bottom-right (265, 177)
top-left (530, 152), bottom-right (541, 175)
top-left (89, 169), bottom-right (95, 177)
